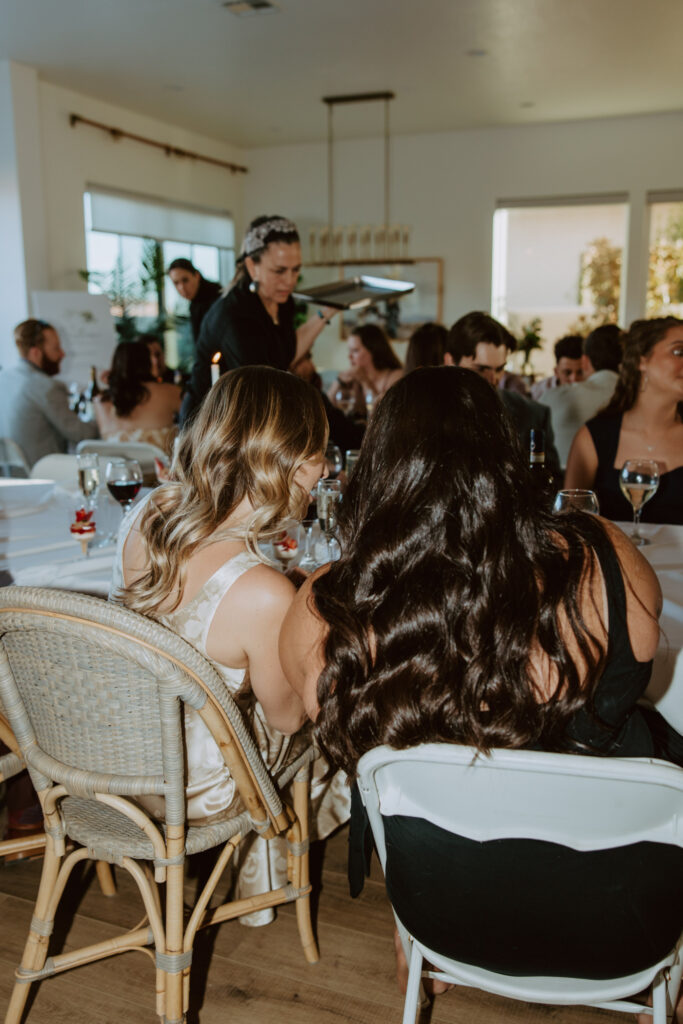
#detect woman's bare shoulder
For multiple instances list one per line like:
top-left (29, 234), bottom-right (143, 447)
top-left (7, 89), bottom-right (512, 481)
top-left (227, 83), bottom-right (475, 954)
top-left (595, 517), bottom-right (662, 660)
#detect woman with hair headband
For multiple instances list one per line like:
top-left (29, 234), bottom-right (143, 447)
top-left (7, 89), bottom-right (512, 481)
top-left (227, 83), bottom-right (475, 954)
top-left (281, 366), bottom-right (683, 992)
top-left (566, 316), bottom-right (683, 523)
top-left (113, 366), bottom-right (350, 919)
top-left (180, 215), bottom-right (339, 424)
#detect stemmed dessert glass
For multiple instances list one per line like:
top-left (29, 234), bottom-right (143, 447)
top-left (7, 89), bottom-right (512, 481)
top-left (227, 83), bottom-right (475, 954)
top-left (619, 459), bottom-right (659, 546)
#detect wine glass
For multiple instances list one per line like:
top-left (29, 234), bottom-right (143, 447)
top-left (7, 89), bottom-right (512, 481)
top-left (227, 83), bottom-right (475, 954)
top-left (335, 383), bottom-right (355, 416)
top-left (76, 453), bottom-right (100, 511)
top-left (619, 459), bottom-right (659, 546)
top-left (553, 489), bottom-right (600, 514)
top-left (325, 444), bottom-right (343, 479)
top-left (106, 459), bottom-right (143, 538)
top-left (317, 478), bottom-right (342, 560)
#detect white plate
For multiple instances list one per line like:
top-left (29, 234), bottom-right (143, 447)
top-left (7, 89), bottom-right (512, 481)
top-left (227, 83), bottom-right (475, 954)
top-left (0, 478), bottom-right (56, 511)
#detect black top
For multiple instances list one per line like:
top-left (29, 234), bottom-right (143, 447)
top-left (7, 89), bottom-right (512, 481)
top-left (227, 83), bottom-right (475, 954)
top-left (189, 277), bottom-right (222, 344)
top-left (180, 275), bottom-right (297, 425)
top-left (351, 528), bottom-right (683, 978)
top-left (586, 412), bottom-right (683, 524)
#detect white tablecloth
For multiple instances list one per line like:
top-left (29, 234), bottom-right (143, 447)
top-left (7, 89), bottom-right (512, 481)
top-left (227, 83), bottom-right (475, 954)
top-left (2, 502), bottom-right (683, 735)
top-left (0, 487), bottom-right (125, 597)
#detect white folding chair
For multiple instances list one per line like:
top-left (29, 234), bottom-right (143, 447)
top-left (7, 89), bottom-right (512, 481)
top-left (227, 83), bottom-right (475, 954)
top-left (30, 454), bottom-right (79, 491)
top-left (357, 743), bottom-right (683, 1024)
top-left (0, 439), bottom-right (30, 479)
top-left (76, 439), bottom-right (168, 483)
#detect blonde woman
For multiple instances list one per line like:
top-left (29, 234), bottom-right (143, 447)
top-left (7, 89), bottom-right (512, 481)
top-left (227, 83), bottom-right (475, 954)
top-left (111, 365), bottom-right (350, 918)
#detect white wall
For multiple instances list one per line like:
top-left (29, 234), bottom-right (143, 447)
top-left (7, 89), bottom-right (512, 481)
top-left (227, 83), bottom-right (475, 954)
top-left (244, 110), bottom-right (683, 372)
top-left (0, 60), bottom-right (247, 368)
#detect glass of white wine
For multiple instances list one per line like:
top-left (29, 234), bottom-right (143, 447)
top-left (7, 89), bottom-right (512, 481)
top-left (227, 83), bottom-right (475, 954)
top-left (619, 459), bottom-right (659, 546)
top-left (76, 453), bottom-right (100, 511)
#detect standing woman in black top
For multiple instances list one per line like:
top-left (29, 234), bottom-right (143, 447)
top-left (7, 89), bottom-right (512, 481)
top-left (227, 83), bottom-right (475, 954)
top-left (167, 258), bottom-right (223, 346)
top-left (180, 216), bottom-right (338, 425)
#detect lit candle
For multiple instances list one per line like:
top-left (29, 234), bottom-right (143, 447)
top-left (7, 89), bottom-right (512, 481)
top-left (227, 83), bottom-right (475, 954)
top-left (211, 352), bottom-right (221, 386)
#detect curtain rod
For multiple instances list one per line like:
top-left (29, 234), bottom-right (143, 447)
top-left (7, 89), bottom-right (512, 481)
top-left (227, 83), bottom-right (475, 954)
top-left (69, 114), bottom-right (248, 175)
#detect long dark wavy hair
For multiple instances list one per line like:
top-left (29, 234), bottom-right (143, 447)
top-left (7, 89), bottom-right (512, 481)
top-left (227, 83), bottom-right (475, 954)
top-left (105, 341), bottom-right (154, 417)
top-left (312, 367), bottom-right (610, 777)
top-left (602, 316), bottom-right (683, 420)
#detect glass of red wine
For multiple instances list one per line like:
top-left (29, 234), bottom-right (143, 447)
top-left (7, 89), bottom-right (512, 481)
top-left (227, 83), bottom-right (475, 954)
top-left (105, 458), bottom-right (143, 537)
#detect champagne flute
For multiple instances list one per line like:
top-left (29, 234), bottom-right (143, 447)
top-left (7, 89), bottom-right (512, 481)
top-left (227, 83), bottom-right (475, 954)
top-left (325, 444), bottom-right (343, 479)
top-left (77, 453), bottom-right (100, 511)
top-left (619, 459), bottom-right (659, 546)
top-left (345, 449), bottom-right (361, 478)
top-left (317, 478), bottom-right (342, 561)
top-left (297, 519), bottom-right (319, 572)
top-left (553, 489), bottom-right (600, 514)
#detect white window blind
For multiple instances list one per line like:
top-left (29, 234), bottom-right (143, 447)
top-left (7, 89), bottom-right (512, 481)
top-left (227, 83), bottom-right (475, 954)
top-left (86, 187), bottom-right (234, 248)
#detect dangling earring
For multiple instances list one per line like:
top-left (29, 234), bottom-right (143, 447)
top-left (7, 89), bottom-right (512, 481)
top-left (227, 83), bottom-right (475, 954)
top-left (249, 279), bottom-right (259, 294)
top-left (641, 370), bottom-right (649, 391)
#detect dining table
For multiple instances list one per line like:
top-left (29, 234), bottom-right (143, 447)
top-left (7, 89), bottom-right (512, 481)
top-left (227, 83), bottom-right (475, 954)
top-left (1, 489), bottom-right (683, 735)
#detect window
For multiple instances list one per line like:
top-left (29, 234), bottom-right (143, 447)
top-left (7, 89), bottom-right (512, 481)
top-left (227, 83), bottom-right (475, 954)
top-left (84, 188), bottom-right (234, 370)
top-left (492, 197), bottom-right (628, 377)
top-left (646, 193), bottom-right (683, 318)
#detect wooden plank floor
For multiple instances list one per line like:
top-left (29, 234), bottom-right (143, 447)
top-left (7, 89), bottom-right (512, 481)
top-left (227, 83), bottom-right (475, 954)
top-left (0, 826), bottom-right (625, 1024)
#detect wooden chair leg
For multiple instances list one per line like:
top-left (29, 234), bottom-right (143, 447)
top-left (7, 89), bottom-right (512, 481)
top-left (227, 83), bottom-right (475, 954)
top-left (95, 860), bottom-right (116, 897)
top-left (292, 764), bottom-right (319, 964)
top-left (164, 836), bottom-right (186, 1024)
top-left (4, 838), bottom-right (62, 1024)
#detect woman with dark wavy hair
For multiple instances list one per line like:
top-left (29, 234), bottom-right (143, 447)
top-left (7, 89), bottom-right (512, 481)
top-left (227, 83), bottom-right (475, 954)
top-left (566, 316), bottom-right (683, 522)
top-left (95, 340), bottom-right (181, 451)
top-left (280, 366), bottom-right (683, 987)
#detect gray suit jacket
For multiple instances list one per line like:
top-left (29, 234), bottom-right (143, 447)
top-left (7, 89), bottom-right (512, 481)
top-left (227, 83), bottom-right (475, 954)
top-left (500, 389), bottom-right (561, 475)
top-left (539, 370), bottom-right (618, 468)
top-left (0, 360), bottom-right (98, 467)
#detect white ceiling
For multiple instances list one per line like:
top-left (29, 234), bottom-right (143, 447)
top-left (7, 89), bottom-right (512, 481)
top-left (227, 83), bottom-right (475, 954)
top-left (2, 0), bottom-right (683, 149)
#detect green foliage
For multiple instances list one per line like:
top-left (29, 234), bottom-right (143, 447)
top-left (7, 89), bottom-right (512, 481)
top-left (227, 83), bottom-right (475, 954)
top-left (647, 210), bottom-right (683, 316)
top-left (516, 317), bottom-right (543, 373)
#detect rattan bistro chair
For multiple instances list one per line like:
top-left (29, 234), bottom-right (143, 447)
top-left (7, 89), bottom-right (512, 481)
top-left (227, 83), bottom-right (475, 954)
top-left (0, 705), bottom-right (47, 862)
top-left (357, 744), bottom-right (683, 1024)
top-left (0, 586), bottom-right (319, 1024)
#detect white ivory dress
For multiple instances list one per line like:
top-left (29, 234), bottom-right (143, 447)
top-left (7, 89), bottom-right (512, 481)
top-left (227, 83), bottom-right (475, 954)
top-left (110, 500), bottom-right (350, 923)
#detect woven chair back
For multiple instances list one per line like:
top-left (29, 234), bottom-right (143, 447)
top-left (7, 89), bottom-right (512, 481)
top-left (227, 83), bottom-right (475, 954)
top-left (0, 587), bottom-right (284, 828)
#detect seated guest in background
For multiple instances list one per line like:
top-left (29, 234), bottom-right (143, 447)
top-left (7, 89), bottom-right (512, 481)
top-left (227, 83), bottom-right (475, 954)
top-left (167, 258), bottom-right (222, 348)
top-left (292, 350), bottom-right (365, 452)
top-left (404, 322), bottom-right (447, 373)
top-left (114, 365), bottom-right (349, 913)
top-left (0, 318), bottom-right (98, 466)
top-left (542, 323), bottom-right (622, 469)
top-left (180, 216), bottom-right (338, 425)
top-left (281, 365), bottom-right (683, 993)
top-left (94, 340), bottom-right (181, 453)
top-left (138, 333), bottom-right (176, 384)
top-left (566, 317), bottom-right (683, 523)
top-left (445, 311), bottom-right (560, 473)
top-left (530, 334), bottom-right (584, 400)
top-left (327, 324), bottom-right (403, 416)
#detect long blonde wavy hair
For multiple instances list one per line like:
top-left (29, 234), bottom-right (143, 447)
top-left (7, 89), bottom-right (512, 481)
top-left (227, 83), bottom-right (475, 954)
top-left (121, 365), bottom-right (328, 617)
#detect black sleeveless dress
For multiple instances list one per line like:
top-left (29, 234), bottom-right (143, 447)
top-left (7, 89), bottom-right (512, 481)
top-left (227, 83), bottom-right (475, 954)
top-left (351, 532), bottom-right (683, 978)
top-left (586, 413), bottom-right (683, 524)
